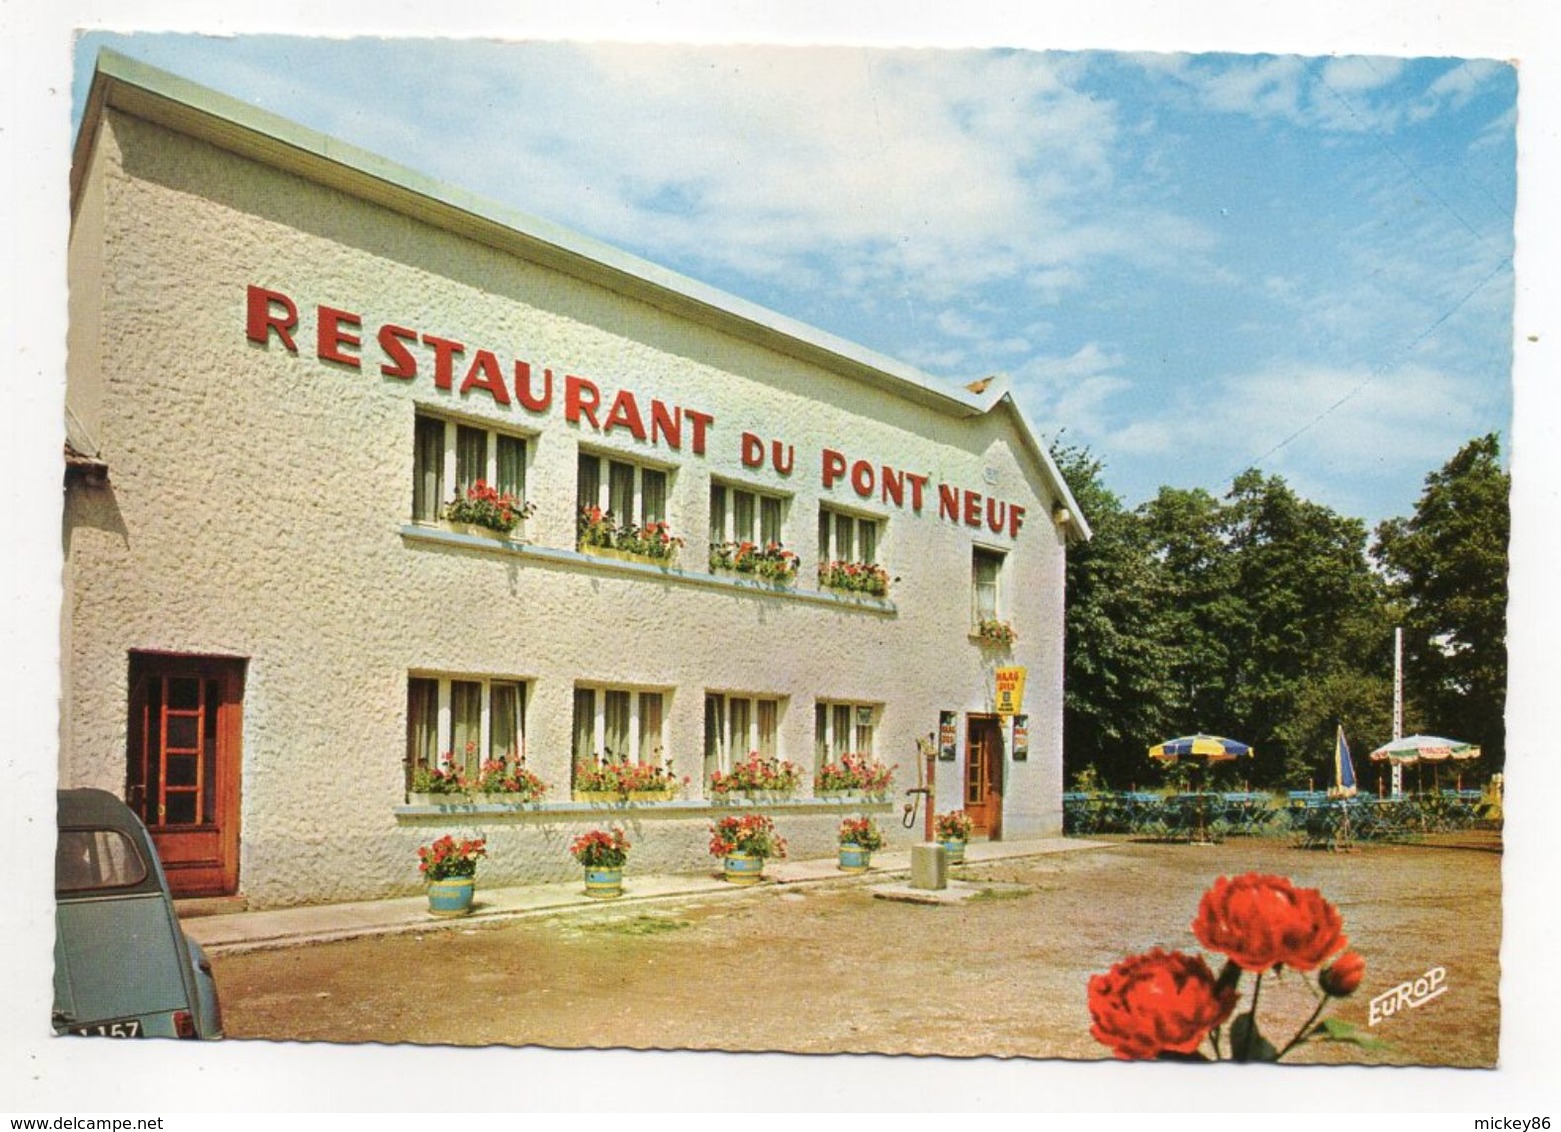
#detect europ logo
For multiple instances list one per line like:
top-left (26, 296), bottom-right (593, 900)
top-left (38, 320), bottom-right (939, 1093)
top-left (1368, 965), bottom-right (1448, 1025)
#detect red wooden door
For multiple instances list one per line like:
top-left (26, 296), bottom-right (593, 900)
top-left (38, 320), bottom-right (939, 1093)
top-left (965, 714), bottom-right (1004, 838)
top-left (127, 653), bottom-right (245, 897)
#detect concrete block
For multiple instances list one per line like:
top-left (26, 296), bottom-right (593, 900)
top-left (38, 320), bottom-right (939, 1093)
top-left (910, 843), bottom-right (948, 890)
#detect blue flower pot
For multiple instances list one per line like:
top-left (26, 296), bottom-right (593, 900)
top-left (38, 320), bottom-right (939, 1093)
top-left (584, 866), bottom-right (625, 899)
top-left (838, 844), bottom-right (872, 873)
top-left (723, 852), bottom-right (765, 885)
top-left (426, 876), bottom-right (476, 917)
top-left (940, 838), bottom-right (967, 864)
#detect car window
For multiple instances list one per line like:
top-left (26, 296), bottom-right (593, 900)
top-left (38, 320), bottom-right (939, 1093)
top-left (56, 829), bottom-right (149, 892)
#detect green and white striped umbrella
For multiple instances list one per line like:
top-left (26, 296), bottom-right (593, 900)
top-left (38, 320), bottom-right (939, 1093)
top-left (1367, 734), bottom-right (1481, 764)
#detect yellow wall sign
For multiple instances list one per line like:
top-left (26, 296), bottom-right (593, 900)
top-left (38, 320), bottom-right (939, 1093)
top-left (995, 666), bottom-right (1027, 716)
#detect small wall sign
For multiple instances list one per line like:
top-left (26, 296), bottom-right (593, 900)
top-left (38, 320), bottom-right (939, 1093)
top-left (995, 666), bottom-right (1027, 716)
top-left (938, 711), bottom-right (957, 761)
top-left (1012, 714), bottom-right (1029, 760)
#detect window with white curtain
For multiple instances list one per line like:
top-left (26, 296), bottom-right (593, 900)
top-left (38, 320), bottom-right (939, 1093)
top-left (577, 451), bottom-right (669, 526)
top-left (973, 546), bottom-right (1005, 623)
top-left (703, 692), bottom-right (783, 780)
top-left (413, 412), bottom-right (529, 523)
top-left (571, 685), bottom-right (670, 769)
top-left (405, 675), bottom-right (529, 782)
top-left (710, 482), bottom-right (786, 546)
top-left (814, 700), bottom-right (878, 768)
top-left (818, 505), bottom-right (880, 562)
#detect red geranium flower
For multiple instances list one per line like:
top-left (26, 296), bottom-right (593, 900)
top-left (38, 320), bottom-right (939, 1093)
top-left (1088, 948), bottom-right (1237, 1060)
top-left (1191, 873), bottom-right (1347, 972)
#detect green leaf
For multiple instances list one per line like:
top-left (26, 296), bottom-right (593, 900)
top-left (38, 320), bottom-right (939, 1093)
top-left (1312, 1017), bottom-right (1392, 1051)
top-left (1230, 1014), bottom-right (1281, 1062)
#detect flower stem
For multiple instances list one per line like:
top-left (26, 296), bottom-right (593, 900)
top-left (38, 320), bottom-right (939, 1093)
top-left (1276, 991), bottom-right (1330, 1060)
top-left (1240, 972), bottom-right (1263, 1061)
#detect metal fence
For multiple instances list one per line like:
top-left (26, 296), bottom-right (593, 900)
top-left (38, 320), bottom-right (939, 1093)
top-left (1062, 789), bottom-right (1492, 847)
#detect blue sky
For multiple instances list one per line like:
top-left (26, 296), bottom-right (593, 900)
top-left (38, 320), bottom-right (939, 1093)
top-left (69, 32), bottom-right (1516, 532)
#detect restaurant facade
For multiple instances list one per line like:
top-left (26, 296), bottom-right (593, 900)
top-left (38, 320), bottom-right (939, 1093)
top-left (62, 51), bottom-right (1090, 908)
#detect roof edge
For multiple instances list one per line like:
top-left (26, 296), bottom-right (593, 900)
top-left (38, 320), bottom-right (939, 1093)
top-left (75, 48), bottom-right (1089, 536)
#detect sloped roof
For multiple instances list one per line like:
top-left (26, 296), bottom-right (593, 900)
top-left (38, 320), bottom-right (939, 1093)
top-left (74, 49), bottom-right (1090, 541)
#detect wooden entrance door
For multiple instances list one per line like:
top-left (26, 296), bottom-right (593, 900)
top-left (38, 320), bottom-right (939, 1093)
top-left (965, 714), bottom-right (1005, 838)
top-left (127, 653), bottom-right (245, 897)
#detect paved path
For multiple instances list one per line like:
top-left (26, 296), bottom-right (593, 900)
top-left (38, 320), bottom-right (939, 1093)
top-left (180, 836), bottom-right (1108, 954)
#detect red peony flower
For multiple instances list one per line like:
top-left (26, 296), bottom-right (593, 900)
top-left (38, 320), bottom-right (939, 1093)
top-left (1191, 873), bottom-right (1347, 972)
top-left (1320, 950), bottom-right (1366, 997)
top-left (1088, 948), bottom-right (1237, 1060)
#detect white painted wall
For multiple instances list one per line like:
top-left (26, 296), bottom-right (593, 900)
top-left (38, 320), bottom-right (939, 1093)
top-left (63, 109), bottom-right (1071, 908)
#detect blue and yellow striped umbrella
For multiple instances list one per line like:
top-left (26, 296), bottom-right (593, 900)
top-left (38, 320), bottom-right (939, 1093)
top-left (1148, 734), bottom-right (1253, 762)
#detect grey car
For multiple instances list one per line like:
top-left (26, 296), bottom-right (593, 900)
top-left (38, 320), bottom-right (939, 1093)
top-left (53, 788), bottom-right (223, 1039)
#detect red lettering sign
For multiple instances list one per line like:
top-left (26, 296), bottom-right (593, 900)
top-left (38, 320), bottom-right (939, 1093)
top-left (651, 401), bottom-right (681, 448)
top-left (460, 350), bottom-right (511, 405)
top-left (603, 389), bottom-right (648, 440)
top-left (246, 285), bottom-right (298, 352)
top-left (822, 449), bottom-right (847, 490)
top-left (421, 334), bottom-right (465, 392)
top-left (938, 484), bottom-right (960, 522)
top-left (514, 362), bottom-right (552, 412)
top-left (963, 490), bottom-right (983, 528)
top-left (685, 409), bottom-right (714, 456)
top-left (986, 497), bottom-right (1007, 534)
top-left (317, 306), bottom-right (362, 368)
top-left (378, 325), bottom-right (418, 379)
top-left (850, 460), bottom-right (875, 498)
top-left (881, 466), bottom-right (903, 507)
top-left (564, 375), bottom-right (602, 428)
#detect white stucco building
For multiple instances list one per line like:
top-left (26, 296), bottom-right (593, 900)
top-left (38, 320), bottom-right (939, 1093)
top-left (63, 51), bottom-right (1090, 909)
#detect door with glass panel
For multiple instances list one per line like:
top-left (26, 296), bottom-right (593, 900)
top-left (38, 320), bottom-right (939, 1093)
top-left (964, 714), bottom-right (1004, 838)
top-left (126, 652), bottom-right (245, 897)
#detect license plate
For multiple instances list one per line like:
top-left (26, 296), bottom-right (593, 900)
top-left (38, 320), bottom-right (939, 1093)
top-left (69, 1019), bottom-right (144, 1038)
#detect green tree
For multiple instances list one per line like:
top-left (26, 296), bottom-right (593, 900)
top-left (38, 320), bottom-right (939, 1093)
top-left (1216, 470), bottom-right (1394, 786)
top-left (1053, 444), bottom-right (1181, 789)
top-left (1136, 485), bottom-right (1237, 734)
top-left (1373, 434), bottom-right (1509, 773)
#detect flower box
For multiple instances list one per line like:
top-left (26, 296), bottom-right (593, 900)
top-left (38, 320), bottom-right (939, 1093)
top-left (812, 788), bottom-right (888, 802)
top-left (577, 506), bottom-right (684, 565)
top-left (711, 789), bottom-right (798, 805)
top-left (708, 541), bottom-right (800, 585)
top-left (709, 753), bottom-right (803, 798)
top-left (814, 755), bottom-right (896, 796)
top-left (972, 619), bottom-right (1018, 647)
top-left (573, 789), bottom-right (678, 804)
top-left (441, 481), bottom-right (532, 537)
top-left (818, 560), bottom-right (891, 598)
top-left (712, 569), bottom-right (794, 591)
top-left (447, 521), bottom-right (513, 542)
top-left (580, 544), bottom-right (671, 567)
top-left (408, 792), bottom-right (543, 808)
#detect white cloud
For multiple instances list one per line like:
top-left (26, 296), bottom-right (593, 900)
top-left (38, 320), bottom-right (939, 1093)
top-left (1196, 55), bottom-right (1310, 121)
top-left (370, 44), bottom-right (1216, 313)
top-left (1161, 52), bottom-right (1510, 137)
top-left (1320, 55), bottom-right (1405, 93)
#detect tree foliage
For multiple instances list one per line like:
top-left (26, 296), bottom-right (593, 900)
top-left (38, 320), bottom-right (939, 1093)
top-left (1055, 445), bottom-right (1180, 788)
top-left (1373, 434), bottom-right (1509, 771)
top-left (1053, 437), bottom-right (1504, 791)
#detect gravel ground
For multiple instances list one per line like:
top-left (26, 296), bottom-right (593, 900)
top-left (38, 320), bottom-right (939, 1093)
top-left (213, 831), bottom-right (1502, 1066)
